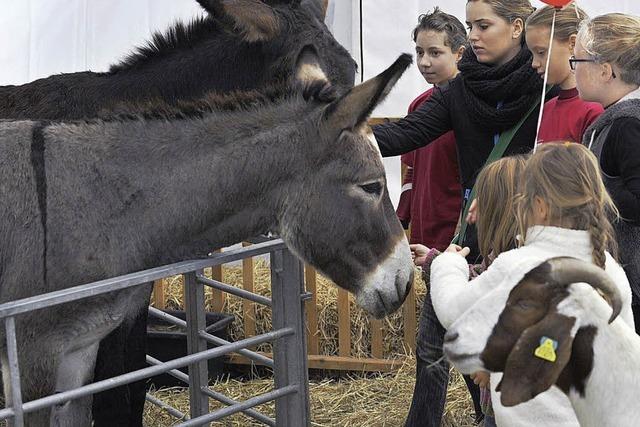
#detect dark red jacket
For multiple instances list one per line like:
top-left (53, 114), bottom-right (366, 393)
top-left (537, 88), bottom-right (603, 145)
top-left (396, 88), bottom-right (461, 250)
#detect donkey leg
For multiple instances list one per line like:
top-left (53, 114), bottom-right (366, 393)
top-left (1, 347), bottom-right (56, 427)
top-left (50, 342), bottom-right (99, 427)
top-left (92, 286), bottom-right (151, 427)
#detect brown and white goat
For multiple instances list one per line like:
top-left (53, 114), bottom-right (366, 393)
top-left (443, 257), bottom-right (640, 427)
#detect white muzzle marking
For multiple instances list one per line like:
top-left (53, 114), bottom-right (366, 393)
top-left (356, 236), bottom-right (413, 318)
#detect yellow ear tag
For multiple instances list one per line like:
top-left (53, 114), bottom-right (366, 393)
top-left (534, 336), bottom-right (558, 363)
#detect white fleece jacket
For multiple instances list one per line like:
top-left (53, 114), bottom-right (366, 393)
top-left (430, 225), bottom-right (634, 427)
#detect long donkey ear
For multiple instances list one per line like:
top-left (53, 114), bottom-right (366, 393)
top-left (198, 0), bottom-right (281, 42)
top-left (195, 0), bottom-right (223, 14)
top-left (322, 54), bottom-right (412, 131)
top-left (300, 0), bottom-right (329, 20)
top-left (497, 312), bottom-right (576, 407)
top-left (294, 45), bottom-right (339, 102)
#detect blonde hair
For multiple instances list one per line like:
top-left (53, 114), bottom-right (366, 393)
top-left (476, 156), bottom-right (527, 262)
top-left (577, 13), bottom-right (640, 85)
top-left (516, 143), bottom-right (618, 268)
top-left (468, 0), bottom-right (535, 29)
top-left (525, 2), bottom-right (588, 41)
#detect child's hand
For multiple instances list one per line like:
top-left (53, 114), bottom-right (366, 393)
top-left (410, 244), bottom-right (430, 266)
top-left (466, 199), bottom-right (478, 224)
top-left (471, 371), bottom-right (490, 388)
top-left (444, 244), bottom-right (470, 257)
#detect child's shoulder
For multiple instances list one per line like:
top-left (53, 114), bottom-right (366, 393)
top-left (488, 246), bottom-right (559, 279)
top-left (490, 245), bottom-right (542, 265)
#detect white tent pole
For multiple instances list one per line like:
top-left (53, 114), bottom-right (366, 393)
top-left (533, 8), bottom-right (557, 152)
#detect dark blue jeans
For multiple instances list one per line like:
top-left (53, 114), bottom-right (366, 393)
top-left (404, 290), bottom-right (482, 427)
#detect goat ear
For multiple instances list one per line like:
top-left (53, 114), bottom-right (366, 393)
top-left (205, 0), bottom-right (281, 43)
top-left (322, 54), bottom-right (412, 132)
top-left (497, 312), bottom-right (575, 407)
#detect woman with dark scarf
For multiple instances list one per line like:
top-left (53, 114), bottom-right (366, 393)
top-left (373, 1), bottom-right (546, 426)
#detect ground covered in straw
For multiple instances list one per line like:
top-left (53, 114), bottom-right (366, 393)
top-left (146, 260), bottom-right (475, 426)
top-left (144, 363), bottom-right (475, 426)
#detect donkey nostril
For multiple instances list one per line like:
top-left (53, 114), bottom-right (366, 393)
top-left (444, 331), bottom-right (459, 343)
top-left (396, 269), bottom-right (413, 301)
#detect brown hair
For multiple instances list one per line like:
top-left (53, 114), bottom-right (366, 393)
top-left (516, 143), bottom-right (618, 268)
top-left (475, 156), bottom-right (527, 262)
top-left (577, 13), bottom-right (640, 85)
top-left (525, 2), bottom-right (588, 41)
top-left (467, 0), bottom-right (535, 30)
top-left (413, 7), bottom-right (468, 51)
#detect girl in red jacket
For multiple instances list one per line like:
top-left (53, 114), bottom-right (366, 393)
top-left (525, 2), bottom-right (603, 144)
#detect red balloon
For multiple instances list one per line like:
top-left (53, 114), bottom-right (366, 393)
top-left (540, 0), bottom-right (573, 7)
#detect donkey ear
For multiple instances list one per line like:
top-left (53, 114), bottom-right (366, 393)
top-left (204, 0), bottom-right (281, 43)
top-left (294, 45), bottom-right (338, 102)
top-left (322, 54), bottom-right (412, 131)
top-left (195, 0), bottom-right (225, 15)
top-left (497, 313), bottom-right (576, 407)
top-left (301, 0), bottom-right (328, 20)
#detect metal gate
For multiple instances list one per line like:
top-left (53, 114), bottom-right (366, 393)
top-left (0, 239), bottom-right (309, 426)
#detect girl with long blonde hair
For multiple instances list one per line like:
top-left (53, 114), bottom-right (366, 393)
top-left (430, 142), bottom-right (634, 426)
top-left (411, 155), bottom-right (526, 427)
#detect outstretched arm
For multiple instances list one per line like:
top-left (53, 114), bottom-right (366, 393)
top-left (373, 85), bottom-right (453, 157)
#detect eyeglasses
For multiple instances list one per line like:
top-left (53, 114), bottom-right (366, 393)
top-left (569, 56), bottom-right (617, 78)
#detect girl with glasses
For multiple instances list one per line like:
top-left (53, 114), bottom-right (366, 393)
top-left (576, 13), bottom-right (640, 336)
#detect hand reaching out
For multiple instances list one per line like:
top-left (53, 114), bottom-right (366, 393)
top-left (471, 371), bottom-right (490, 389)
top-left (444, 244), bottom-right (470, 258)
top-left (410, 244), bottom-right (430, 266)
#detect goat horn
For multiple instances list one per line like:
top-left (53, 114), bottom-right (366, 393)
top-left (547, 257), bottom-right (621, 323)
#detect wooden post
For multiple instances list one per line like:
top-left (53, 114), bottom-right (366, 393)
top-left (304, 265), bottom-right (319, 355)
top-left (210, 249), bottom-right (225, 312)
top-left (337, 289), bottom-right (351, 357)
top-left (371, 319), bottom-right (384, 358)
top-left (242, 242), bottom-right (256, 341)
top-left (403, 284), bottom-right (417, 353)
top-left (152, 280), bottom-right (166, 310)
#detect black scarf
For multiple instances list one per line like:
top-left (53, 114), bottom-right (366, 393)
top-left (457, 45), bottom-right (542, 132)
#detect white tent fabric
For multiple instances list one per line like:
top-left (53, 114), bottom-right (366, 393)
top-left (1, 0), bottom-right (639, 207)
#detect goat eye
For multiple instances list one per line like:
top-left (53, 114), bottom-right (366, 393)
top-left (360, 181), bottom-right (383, 196)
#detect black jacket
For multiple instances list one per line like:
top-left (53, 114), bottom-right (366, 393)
top-left (583, 95), bottom-right (640, 298)
top-left (374, 76), bottom-right (553, 259)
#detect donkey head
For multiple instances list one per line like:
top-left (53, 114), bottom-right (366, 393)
top-left (275, 51), bottom-right (414, 318)
top-left (193, 0), bottom-right (356, 95)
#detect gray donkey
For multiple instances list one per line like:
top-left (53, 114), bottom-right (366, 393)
top-left (0, 50), bottom-right (414, 425)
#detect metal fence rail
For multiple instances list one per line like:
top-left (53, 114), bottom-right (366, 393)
top-left (0, 239), bottom-right (310, 426)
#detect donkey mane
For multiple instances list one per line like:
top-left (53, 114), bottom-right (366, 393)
top-left (109, 16), bottom-right (218, 73)
top-left (99, 78), bottom-right (331, 123)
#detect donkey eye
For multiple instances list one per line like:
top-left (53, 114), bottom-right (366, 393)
top-left (516, 299), bottom-right (534, 310)
top-left (359, 181), bottom-right (383, 196)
